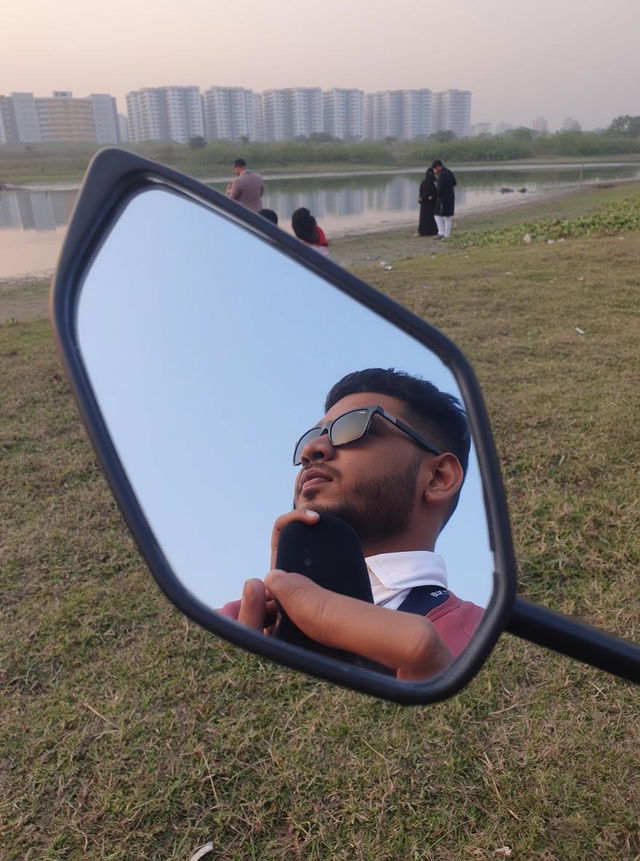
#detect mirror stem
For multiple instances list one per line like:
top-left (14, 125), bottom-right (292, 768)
top-left (506, 597), bottom-right (640, 684)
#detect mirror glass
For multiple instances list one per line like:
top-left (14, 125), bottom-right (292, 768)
top-left (76, 187), bottom-right (494, 672)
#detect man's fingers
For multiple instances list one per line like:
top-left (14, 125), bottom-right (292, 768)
top-left (265, 570), bottom-right (453, 680)
top-left (269, 509), bottom-right (319, 568)
top-left (237, 578), bottom-right (268, 631)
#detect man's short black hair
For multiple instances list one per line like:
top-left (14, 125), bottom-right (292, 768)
top-left (325, 368), bottom-right (470, 519)
top-left (431, 159), bottom-right (443, 168)
top-left (259, 208), bottom-right (278, 224)
top-left (234, 158), bottom-right (247, 167)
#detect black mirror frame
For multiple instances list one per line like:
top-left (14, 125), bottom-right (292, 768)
top-left (51, 148), bottom-right (518, 704)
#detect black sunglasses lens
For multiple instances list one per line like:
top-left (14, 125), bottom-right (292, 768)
top-left (330, 409), bottom-right (370, 447)
top-left (293, 428), bottom-right (322, 465)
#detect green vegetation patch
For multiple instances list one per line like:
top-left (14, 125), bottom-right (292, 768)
top-left (459, 190), bottom-right (640, 247)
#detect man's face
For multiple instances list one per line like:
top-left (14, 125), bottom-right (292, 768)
top-left (234, 165), bottom-right (244, 175)
top-left (293, 392), bottom-right (429, 544)
top-left (433, 165), bottom-right (442, 173)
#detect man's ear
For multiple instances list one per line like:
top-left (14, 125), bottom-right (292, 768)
top-left (421, 453), bottom-right (464, 504)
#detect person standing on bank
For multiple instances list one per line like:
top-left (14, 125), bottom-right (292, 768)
top-left (226, 158), bottom-right (264, 213)
top-left (432, 159), bottom-right (457, 239)
top-left (415, 167), bottom-right (439, 237)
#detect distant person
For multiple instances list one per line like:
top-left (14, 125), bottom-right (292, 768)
top-left (226, 158), bottom-right (264, 213)
top-left (291, 207), bottom-right (329, 256)
top-left (432, 159), bottom-right (457, 239)
top-left (415, 167), bottom-right (438, 237)
top-left (259, 208), bottom-right (278, 225)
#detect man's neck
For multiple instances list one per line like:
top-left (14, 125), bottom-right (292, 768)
top-left (360, 535), bottom-right (436, 558)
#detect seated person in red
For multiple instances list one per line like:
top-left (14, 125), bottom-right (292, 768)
top-left (291, 207), bottom-right (329, 256)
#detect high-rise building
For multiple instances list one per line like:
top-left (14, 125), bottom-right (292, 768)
top-left (10, 92), bottom-right (42, 143)
top-left (495, 122), bottom-right (513, 134)
top-left (35, 91), bottom-right (95, 142)
top-left (432, 90), bottom-right (471, 138)
top-left (0, 96), bottom-right (20, 144)
top-left (0, 92), bottom-right (119, 144)
top-left (532, 117), bottom-right (548, 133)
top-left (117, 114), bottom-right (129, 142)
top-left (365, 90), bottom-right (434, 140)
top-left (365, 91), bottom-right (404, 139)
top-left (402, 89), bottom-right (432, 139)
top-left (126, 86), bottom-right (204, 143)
top-left (323, 89), bottom-right (364, 140)
top-left (472, 122), bottom-right (493, 136)
top-left (290, 88), bottom-right (323, 138)
top-left (261, 89), bottom-right (292, 141)
top-left (203, 87), bottom-right (256, 141)
top-left (89, 94), bottom-right (120, 144)
top-left (166, 87), bottom-right (204, 143)
top-left (261, 88), bottom-right (323, 141)
top-left (253, 93), bottom-right (264, 143)
top-left (562, 117), bottom-right (581, 132)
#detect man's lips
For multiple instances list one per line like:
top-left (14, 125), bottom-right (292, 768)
top-left (297, 468), bottom-right (334, 494)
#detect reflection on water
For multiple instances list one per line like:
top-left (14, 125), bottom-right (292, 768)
top-left (248, 164), bottom-right (640, 233)
top-left (2, 162), bottom-right (640, 278)
top-left (0, 188), bottom-right (76, 231)
top-left (0, 188), bottom-right (77, 279)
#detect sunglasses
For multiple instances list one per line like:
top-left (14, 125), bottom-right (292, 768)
top-left (293, 405), bottom-right (441, 466)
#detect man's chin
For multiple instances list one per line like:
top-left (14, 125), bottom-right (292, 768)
top-left (296, 498), bottom-right (361, 531)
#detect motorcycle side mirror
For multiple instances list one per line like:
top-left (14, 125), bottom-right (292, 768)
top-left (50, 150), bottom-right (639, 703)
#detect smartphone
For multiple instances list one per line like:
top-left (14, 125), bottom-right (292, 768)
top-left (273, 514), bottom-right (390, 672)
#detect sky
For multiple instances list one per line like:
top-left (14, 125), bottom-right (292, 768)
top-left (77, 187), bottom-right (494, 609)
top-left (2, 0), bottom-right (638, 132)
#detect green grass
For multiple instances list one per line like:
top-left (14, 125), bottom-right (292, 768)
top-left (1, 194), bottom-right (640, 858)
top-left (457, 190), bottom-right (640, 246)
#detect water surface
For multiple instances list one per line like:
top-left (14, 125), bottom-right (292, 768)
top-left (2, 162), bottom-right (639, 279)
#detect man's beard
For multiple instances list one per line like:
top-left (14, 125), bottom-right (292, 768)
top-left (299, 455), bottom-right (422, 545)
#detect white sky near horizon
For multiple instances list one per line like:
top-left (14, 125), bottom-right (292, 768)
top-left (2, 0), bottom-right (638, 132)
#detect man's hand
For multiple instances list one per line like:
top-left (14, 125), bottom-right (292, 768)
top-left (235, 578), bottom-right (278, 635)
top-left (270, 508), bottom-right (320, 569)
top-left (263, 570), bottom-right (454, 681)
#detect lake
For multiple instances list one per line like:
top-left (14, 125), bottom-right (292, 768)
top-left (2, 161), bottom-right (640, 280)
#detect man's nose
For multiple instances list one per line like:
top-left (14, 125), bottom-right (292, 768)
top-left (299, 430), bottom-right (336, 465)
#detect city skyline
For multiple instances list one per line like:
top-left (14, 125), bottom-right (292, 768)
top-left (0, 83), bottom-right (610, 147)
top-left (2, 87), bottom-right (474, 145)
top-left (2, 0), bottom-right (638, 134)
top-left (0, 82), bottom-right (616, 138)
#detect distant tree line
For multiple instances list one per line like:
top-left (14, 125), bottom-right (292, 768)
top-left (607, 115), bottom-right (640, 137)
top-left (2, 118), bottom-right (639, 184)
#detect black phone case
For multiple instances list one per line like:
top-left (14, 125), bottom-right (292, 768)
top-left (273, 515), bottom-right (391, 672)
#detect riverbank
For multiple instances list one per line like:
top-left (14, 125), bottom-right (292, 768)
top-left (5, 154), bottom-right (640, 192)
top-left (328, 177), bottom-right (640, 267)
top-left (3, 178), bottom-right (639, 313)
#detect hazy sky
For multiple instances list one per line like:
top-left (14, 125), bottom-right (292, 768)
top-left (2, 0), bottom-right (638, 130)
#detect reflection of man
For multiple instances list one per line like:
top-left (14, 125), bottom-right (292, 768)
top-left (222, 368), bottom-right (483, 679)
top-left (226, 158), bottom-right (264, 212)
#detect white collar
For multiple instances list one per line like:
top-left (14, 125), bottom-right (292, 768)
top-left (366, 550), bottom-right (448, 609)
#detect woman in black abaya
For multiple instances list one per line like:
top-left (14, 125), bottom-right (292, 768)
top-left (416, 167), bottom-right (438, 236)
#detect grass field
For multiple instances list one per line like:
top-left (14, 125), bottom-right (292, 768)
top-left (1, 187), bottom-right (639, 859)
